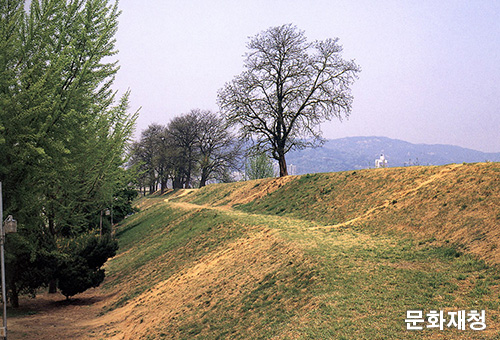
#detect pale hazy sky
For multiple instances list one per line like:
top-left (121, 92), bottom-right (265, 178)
top-left (112, 0), bottom-right (500, 152)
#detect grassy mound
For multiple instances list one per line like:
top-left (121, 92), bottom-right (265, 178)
top-left (92, 163), bottom-right (500, 339)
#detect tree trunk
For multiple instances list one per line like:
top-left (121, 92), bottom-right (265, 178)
top-left (99, 210), bottom-right (103, 236)
top-left (160, 175), bottom-right (168, 194)
top-left (48, 213), bottom-right (56, 236)
top-left (185, 168), bottom-right (192, 188)
top-left (9, 282), bottom-right (19, 308)
top-left (173, 175), bottom-right (182, 189)
top-left (278, 151), bottom-right (288, 177)
top-left (48, 279), bottom-right (57, 294)
top-left (199, 170), bottom-right (208, 188)
top-left (47, 205), bottom-right (58, 294)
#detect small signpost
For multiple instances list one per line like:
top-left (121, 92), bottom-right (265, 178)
top-left (0, 183), bottom-right (18, 340)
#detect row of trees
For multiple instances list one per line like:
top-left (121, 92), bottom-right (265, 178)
top-left (130, 24), bottom-right (360, 191)
top-left (0, 0), bottom-right (137, 305)
top-left (130, 110), bottom-right (242, 192)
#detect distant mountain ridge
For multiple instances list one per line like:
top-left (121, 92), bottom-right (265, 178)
top-left (286, 136), bottom-right (500, 175)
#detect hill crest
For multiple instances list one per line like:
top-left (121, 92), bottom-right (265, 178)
top-left (286, 136), bottom-right (500, 174)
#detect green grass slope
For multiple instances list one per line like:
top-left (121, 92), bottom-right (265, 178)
top-left (185, 162), bottom-right (500, 265)
top-left (94, 163), bottom-right (500, 339)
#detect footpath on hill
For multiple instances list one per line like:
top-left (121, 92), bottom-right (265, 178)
top-left (8, 162), bottom-right (500, 339)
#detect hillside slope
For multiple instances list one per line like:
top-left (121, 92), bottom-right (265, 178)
top-left (99, 162), bottom-right (499, 339)
top-left (11, 162), bottom-right (500, 339)
top-left (179, 162), bottom-right (500, 265)
top-left (234, 162), bottom-right (500, 265)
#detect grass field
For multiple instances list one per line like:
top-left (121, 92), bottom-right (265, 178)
top-left (9, 162), bottom-right (500, 339)
top-left (87, 163), bottom-right (500, 339)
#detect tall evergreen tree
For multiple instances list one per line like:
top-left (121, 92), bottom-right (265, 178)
top-left (0, 0), bottom-right (137, 306)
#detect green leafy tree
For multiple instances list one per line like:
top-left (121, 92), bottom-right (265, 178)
top-left (245, 153), bottom-right (275, 180)
top-left (0, 0), bottom-right (137, 306)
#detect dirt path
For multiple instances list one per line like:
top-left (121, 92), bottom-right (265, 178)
top-left (170, 164), bottom-right (464, 235)
top-left (9, 288), bottom-right (113, 340)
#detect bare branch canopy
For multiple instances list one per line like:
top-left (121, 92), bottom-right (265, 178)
top-left (218, 24), bottom-right (360, 176)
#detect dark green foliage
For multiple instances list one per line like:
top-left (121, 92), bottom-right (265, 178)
top-left (5, 232), bottom-right (59, 307)
top-left (57, 234), bottom-right (118, 299)
top-left (78, 234), bottom-right (119, 270)
top-left (58, 257), bottom-right (105, 299)
top-left (112, 187), bottom-right (139, 224)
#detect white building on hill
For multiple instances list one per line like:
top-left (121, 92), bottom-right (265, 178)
top-left (375, 154), bottom-right (388, 168)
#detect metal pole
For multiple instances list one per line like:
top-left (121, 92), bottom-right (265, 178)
top-left (99, 210), bottom-right (103, 237)
top-left (0, 182), bottom-right (7, 339)
top-left (110, 198), bottom-right (113, 227)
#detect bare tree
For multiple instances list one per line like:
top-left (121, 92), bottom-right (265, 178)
top-left (166, 111), bottom-right (200, 189)
top-left (197, 110), bottom-right (242, 187)
top-left (218, 24), bottom-right (360, 176)
top-left (129, 124), bottom-right (166, 194)
top-left (131, 111), bottom-right (243, 190)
